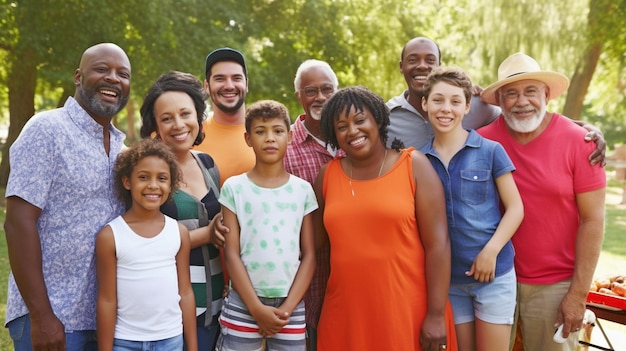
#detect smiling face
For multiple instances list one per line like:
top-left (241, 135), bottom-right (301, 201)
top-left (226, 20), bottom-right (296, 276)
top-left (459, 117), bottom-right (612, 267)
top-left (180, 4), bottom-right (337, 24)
top-left (400, 38), bottom-right (440, 98)
top-left (205, 61), bottom-right (248, 115)
top-left (153, 91), bottom-right (199, 155)
top-left (123, 155), bottom-right (171, 212)
top-left (296, 66), bottom-right (337, 121)
top-left (333, 106), bottom-right (382, 158)
top-left (74, 43), bottom-right (131, 121)
top-left (422, 81), bottom-right (470, 134)
top-left (499, 80), bottom-right (548, 133)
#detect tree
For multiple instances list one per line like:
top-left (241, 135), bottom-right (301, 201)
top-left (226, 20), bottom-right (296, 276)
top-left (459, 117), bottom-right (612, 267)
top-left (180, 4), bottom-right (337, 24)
top-left (0, 0), bottom-right (242, 185)
top-left (2, 0), bottom-right (625, 185)
top-left (563, 0), bottom-right (624, 121)
top-left (0, 0), bottom-right (131, 185)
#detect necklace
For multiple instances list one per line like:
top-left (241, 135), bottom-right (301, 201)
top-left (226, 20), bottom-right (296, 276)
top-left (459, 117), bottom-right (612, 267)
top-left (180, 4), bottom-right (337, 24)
top-left (349, 148), bottom-right (388, 197)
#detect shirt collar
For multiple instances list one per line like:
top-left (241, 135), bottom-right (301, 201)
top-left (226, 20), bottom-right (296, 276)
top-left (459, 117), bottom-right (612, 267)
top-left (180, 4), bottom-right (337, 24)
top-left (65, 96), bottom-right (125, 143)
top-left (422, 129), bottom-right (482, 156)
top-left (291, 114), bottom-right (314, 146)
top-left (387, 90), bottom-right (423, 116)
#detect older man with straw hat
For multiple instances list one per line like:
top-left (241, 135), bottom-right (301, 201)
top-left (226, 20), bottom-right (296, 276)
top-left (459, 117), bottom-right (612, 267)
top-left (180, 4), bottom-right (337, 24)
top-left (478, 52), bottom-right (606, 351)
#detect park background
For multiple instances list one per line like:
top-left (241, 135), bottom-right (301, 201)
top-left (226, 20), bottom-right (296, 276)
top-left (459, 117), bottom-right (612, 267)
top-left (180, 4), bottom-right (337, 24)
top-left (0, 0), bottom-right (625, 349)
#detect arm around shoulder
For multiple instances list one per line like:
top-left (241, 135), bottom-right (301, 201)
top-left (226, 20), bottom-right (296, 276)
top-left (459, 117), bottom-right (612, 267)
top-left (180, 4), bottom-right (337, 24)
top-left (569, 118), bottom-right (606, 166)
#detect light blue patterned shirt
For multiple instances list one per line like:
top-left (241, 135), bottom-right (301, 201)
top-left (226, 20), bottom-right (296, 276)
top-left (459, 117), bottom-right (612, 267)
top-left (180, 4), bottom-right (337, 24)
top-left (5, 97), bottom-right (126, 330)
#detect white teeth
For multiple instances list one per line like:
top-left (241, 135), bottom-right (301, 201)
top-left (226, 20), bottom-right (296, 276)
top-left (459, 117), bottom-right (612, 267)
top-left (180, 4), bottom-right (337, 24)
top-left (100, 89), bottom-right (117, 97)
top-left (172, 132), bottom-right (189, 141)
top-left (144, 194), bottom-right (161, 200)
top-left (350, 137), bottom-right (366, 146)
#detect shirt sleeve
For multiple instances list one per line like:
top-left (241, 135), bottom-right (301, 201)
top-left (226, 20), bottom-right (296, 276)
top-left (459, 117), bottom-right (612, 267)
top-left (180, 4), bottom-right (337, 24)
top-left (491, 141), bottom-right (516, 179)
top-left (6, 116), bottom-right (56, 209)
top-left (218, 178), bottom-right (237, 214)
top-left (302, 182), bottom-right (319, 215)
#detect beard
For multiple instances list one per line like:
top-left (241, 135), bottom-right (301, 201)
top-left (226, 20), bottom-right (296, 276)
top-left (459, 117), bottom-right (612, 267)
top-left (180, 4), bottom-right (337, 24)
top-left (75, 84), bottom-right (128, 119)
top-left (309, 107), bottom-right (322, 121)
top-left (213, 96), bottom-right (245, 114)
top-left (503, 104), bottom-right (546, 133)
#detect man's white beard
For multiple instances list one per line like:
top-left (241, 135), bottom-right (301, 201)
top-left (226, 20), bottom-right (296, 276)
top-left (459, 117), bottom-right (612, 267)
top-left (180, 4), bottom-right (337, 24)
top-left (310, 109), bottom-right (322, 121)
top-left (503, 105), bottom-right (546, 133)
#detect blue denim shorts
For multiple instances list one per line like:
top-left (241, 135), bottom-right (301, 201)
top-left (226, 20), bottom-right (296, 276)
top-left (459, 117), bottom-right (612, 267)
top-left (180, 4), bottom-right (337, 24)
top-left (449, 268), bottom-right (516, 325)
top-left (113, 334), bottom-right (183, 351)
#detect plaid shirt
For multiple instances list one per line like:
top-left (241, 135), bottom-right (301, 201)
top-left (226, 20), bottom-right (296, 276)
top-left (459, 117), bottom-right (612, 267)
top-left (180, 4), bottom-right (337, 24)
top-left (284, 114), bottom-right (344, 328)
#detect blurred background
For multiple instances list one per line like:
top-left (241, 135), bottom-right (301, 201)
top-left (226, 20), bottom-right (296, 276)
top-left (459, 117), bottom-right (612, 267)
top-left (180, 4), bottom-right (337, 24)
top-left (0, 0), bottom-right (625, 348)
top-left (1, 0), bottom-right (625, 184)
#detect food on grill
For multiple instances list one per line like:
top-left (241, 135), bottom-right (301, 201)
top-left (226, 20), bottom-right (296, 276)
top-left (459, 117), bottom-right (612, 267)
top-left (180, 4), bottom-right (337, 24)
top-left (591, 275), bottom-right (626, 297)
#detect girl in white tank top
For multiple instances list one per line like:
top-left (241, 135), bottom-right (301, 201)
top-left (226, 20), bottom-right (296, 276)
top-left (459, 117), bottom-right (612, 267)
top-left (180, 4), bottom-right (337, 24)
top-left (95, 139), bottom-right (198, 351)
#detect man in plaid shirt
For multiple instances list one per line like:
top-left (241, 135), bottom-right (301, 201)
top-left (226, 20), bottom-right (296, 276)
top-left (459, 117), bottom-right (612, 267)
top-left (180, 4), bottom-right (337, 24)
top-left (284, 59), bottom-right (344, 351)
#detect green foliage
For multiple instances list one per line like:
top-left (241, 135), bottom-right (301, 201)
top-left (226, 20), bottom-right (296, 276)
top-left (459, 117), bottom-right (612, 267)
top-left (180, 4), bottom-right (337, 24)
top-left (581, 0), bottom-right (626, 148)
top-left (0, 0), bottom-right (624, 141)
top-left (603, 180), bottom-right (626, 257)
top-left (0, 192), bottom-right (12, 349)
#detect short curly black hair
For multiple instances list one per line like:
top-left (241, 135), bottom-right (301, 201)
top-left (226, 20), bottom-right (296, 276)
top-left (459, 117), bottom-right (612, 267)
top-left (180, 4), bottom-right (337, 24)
top-left (114, 138), bottom-right (182, 209)
top-left (140, 71), bottom-right (208, 146)
top-left (320, 86), bottom-right (391, 150)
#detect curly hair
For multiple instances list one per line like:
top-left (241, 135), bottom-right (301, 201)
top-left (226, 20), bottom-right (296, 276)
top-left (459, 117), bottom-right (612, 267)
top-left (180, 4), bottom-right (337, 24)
top-left (114, 139), bottom-right (182, 209)
top-left (423, 66), bottom-right (473, 103)
top-left (140, 71), bottom-right (208, 146)
top-left (320, 86), bottom-right (394, 150)
top-left (244, 100), bottom-right (291, 133)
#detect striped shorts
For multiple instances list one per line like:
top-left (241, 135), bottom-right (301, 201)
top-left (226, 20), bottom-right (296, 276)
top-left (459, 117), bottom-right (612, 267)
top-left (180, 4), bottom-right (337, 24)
top-left (216, 289), bottom-right (305, 351)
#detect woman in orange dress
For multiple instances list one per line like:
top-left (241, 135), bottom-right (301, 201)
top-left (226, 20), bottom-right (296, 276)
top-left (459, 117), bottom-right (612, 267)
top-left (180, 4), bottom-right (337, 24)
top-left (313, 86), bottom-right (458, 351)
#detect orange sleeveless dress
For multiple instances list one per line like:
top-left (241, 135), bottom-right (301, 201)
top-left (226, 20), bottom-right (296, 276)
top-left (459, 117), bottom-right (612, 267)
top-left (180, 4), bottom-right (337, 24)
top-left (318, 148), bottom-right (458, 351)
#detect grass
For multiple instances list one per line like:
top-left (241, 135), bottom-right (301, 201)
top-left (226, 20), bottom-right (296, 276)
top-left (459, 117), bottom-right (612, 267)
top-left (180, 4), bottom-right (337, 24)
top-left (0, 177), bottom-right (625, 348)
top-left (1, 187), bottom-right (11, 350)
top-left (602, 179), bottom-right (626, 257)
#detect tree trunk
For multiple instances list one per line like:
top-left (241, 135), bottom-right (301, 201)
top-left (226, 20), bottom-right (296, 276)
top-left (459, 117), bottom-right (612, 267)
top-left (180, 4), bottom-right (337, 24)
top-left (126, 101), bottom-right (136, 142)
top-left (562, 43), bottom-right (601, 120)
top-left (562, 0), bottom-right (609, 120)
top-left (0, 48), bottom-right (38, 187)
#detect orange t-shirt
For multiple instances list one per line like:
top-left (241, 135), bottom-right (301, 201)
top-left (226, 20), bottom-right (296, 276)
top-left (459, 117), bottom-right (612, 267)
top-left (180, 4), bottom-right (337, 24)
top-left (194, 117), bottom-right (255, 186)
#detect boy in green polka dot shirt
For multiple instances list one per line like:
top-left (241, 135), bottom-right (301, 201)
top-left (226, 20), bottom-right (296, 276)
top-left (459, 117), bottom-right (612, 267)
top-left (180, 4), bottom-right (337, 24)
top-left (216, 100), bottom-right (317, 351)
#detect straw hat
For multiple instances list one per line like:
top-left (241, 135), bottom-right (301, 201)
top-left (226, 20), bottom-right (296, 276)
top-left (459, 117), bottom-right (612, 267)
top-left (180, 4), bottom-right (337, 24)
top-left (481, 52), bottom-right (569, 105)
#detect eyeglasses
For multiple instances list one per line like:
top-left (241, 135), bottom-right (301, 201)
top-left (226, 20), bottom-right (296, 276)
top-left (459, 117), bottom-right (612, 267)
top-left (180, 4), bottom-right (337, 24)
top-left (300, 84), bottom-right (335, 98)
top-left (501, 85), bottom-right (545, 102)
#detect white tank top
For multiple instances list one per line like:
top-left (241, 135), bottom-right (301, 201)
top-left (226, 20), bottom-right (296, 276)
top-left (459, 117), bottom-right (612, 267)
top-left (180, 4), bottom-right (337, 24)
top-left (108, 215), bottom-right (182, 341)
